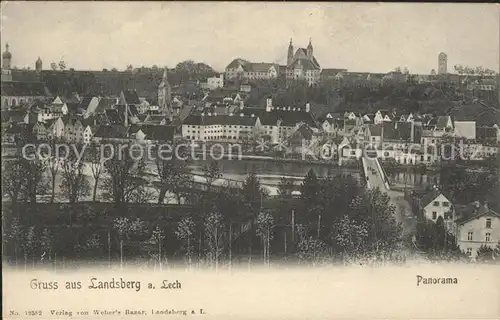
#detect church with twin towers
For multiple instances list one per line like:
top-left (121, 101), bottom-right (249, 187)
top-left (225, 38), bottom-right (321, 86)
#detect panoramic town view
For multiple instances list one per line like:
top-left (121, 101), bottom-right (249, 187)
top-left (1, 3), bottom-right (499, 271)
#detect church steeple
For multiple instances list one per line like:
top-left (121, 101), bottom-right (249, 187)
top-left (158, 66), bottom-right (172, 120)
top-left (287, 38), bottom-right (294, 66)
top-left (307, 38), bottom-right (313, 58)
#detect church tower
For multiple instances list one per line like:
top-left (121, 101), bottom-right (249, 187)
top-left (2, 43), bottom-right (12, 69)
top-left (287, 38), bottom-right (294, 66)
top-left (2, 43), bottom-right (13, 82)
top-left (307, 38), bottom-right (313, 58)
top-left (35, 57), bottom-right (43, 73)
top-left (158, 67), bottom-right (172, 120)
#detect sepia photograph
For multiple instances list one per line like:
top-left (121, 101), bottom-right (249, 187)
top-left (1, 2), bottom-right (500, 319)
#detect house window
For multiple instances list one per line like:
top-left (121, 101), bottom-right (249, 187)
top-left (433, 201), bottom-right (439, 206)
top-left (486, 218), bottom-right (491, 228)
top-left (467, 232), bottom-right (473, 241)
top-left (442, 202), bottom-right (449, 207)
top-left (466, 248), bottom-right (472, 256)
top-left (432, 212), bottom-right (437, 219)
top-left (485, 233), bottom-right (491, 242)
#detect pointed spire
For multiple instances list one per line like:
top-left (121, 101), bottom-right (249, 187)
top-left (308, 37), bottom-right (312, 47)
top-left (5, 43), bottom-right (9, 52)
top-left (289, 38), bottom-right (292, 45)
top-left (163, 66), bottom-right (168, 81)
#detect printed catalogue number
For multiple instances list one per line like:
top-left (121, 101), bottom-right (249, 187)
top-left (7, 308), bottom-right (206, 318)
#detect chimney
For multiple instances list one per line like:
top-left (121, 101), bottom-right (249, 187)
top-left (306, 103), bottom-right (310, 113)
top-left (266, 98), bottom-right (272, 112)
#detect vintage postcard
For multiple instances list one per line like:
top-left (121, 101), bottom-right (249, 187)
top-left (1, 2), bottom-right (500, 319)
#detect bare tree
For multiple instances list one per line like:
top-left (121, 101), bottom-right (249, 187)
top-left (174, 217), bottom-right (196, 268)
top-left (256, 211), bottom-right (274, 266)
top-left (60, 144), bottom-right (90, 204)
top-left (150, 226), bottom-right (166, 270)
top-left (87, 142), bottom-right (103, 202)
top-left (204, 212), bottom-right (225, 270)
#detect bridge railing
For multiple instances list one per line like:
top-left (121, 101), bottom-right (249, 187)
top-left (374, 157), bottom-right (391, 190)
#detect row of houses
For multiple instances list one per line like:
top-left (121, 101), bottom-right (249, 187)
top-left (413, 190), bottom-right (500, 259)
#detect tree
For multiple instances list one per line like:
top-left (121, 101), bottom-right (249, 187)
top-left (150, 225), bottom-right (166, 270)
top-left (23, 226), bottom-right (38, 269)
top-left (331, 214), bottom-right (369, 261)
top-left (126, 65), bottom-right (134, 72)
top-left (202, 161), bottom-right (222, 193)
top-left (8, 217), bottom-right (23, 266)
top-left (51, 62), bottom-right (58, 70)
top-left (43, 138), bottom-right (62, 203)
top-left (40, 228), bottom-right (54, 262)
top-left (300, 169), bottom-right (320, 205)
top-left (22, 152), bottom-right (47, 205)
top-left (155, 145), bottom-right (192, 204)
top-left (297, 236), bottom-right (328, 266)
top-left (241, 171), bottom-right (264, 215)
top-left (2, 159), bottom-right (27, 212)
top-left (174, 217), bottom-right (196, 267)
top-left (256, 211), bottom-right (274, 266)
top-left (60, 144), bottom-right (90, 205)
top-left (113, 217), bottom-right (147, 269)
top-left (415, 219), bottom-right (467, 261)
top-left (102, 144), bottom-right (150, 207)
top-left (204, 212), bottom-right (225, 270)
top-left (476, 245), bottom-right (495, 262)
top-left (87, 142), bottom-right (103, 202)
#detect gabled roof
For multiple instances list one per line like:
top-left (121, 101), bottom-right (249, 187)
top-left (131, 124), bottom-right (176, 142)
top-left (420, 190), bottom-right (451, 209)
top-left (289, 124), bottom-right (313, 142)
top-left (436, 116), bottom-right (452, 130)
top-left (183, 114), bottom-right (258, 127)
top-left (226, 58), bottom-right (251, 69)
top-left (144, 114), bottom-right (167, 124)
top-left (94, 97), bottom-right (116, 114)
top-left (382, 121), bottom-right (413, 141)
top-left (288, 58), bottom-right (319, 71)
top-left (122, 90), bottom-right (141, 105)
top-left (320, 69), bottom-right (348, 77)
top-left (455, 205), bottom-right (500, 225)
top-left (258, 110), bottom-right (317, 128)
top-left (93, 124), bottom-right (129, 139)
top-left (242, 63), bottom-right (277, 73)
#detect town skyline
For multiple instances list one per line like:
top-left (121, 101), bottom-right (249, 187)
top-left (1, 2), bottom-right (499, 74)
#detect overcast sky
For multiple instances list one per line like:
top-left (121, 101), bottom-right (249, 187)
top-left (1, 2), bottom-right (499, 74)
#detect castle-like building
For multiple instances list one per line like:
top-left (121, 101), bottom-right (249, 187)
top-left (285, 38), bottom-right (321, 86)
top-left (225, 38), bottom-right (321, 86)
